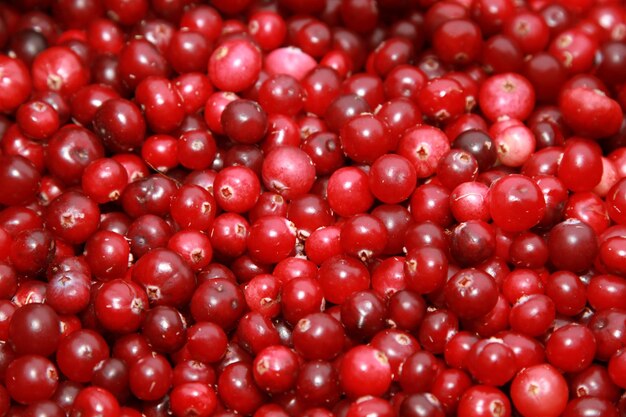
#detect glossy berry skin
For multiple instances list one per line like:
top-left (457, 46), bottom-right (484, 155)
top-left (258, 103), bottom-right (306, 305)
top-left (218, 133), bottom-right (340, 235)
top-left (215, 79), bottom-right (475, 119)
top-left (186, 322), bottom-right (228, 364)
top-left (218, 362), bottom-right (266, 415)
top-left (398, 125), bottom-right (451, 179)
top-left (318, 254), bottom-right (369, 305)
top-left (31, 46), bottom-right (88, 98)
top-left (558, 138), bottom-right (603, 193)
top-left (213, 166), bottom-right (261, 214)
top-left (221, 99), bottom-right (268, 144)
top-left (510, 364), bottom-right (568, 417)
top-left (131, 248), bottom-right (196, 308)
top-left (170, 383), bottom-right (218, 417)
top-left (252, 345), bottom-right (299, 393)
top-left (262, 146), bottom-right (316, 201)
top-left (327, 167), bottom-right (374, 217)
top-left (129, 354), bottom-right (172, 401)
top-left (369, 154), bottom-right (417, 204)
top-left (9, 228), bottom-right (55, 276)
top-left (339, 345), bottom-right (392, 399)
top-left (457, 385), bottom-right (512, 417)
top-left (400, 393), bottom-right (446, 417)
top-left (81, 158), bottom-right (128, 204)
top-left (16, 99), bottom-right (59, 140)
top-left (135, 76), bottom-right (185, 134)
top-left (281, 276), bottom-right (324, 325)
top-left (141, 305), bottom-right (186, 354)
top-left (70, 387), bottom-right (121, 417)
top-left (85, 230), bottom-right (130, 281)
top-left (547, 220), bottom-right (598, 273)
top-left (450, 220), bottom-right (496, 266)
top-left (0, 56), bottom-right (32, 113)
top-left (467, 339), bottom-right (516, 386)
top-left (292, 312), bottom-right (345, 360)
top-left (56, 329), bottom-right (110, 383)
top-left (170, 185), bottom-right (217, 231)
top-left (419, 77), bottom-right (466, 122)
top-left (9, 303), bottom-right (60, 357)
top-left (340, 214), bottom-right (388, 261)
top-left (0, 155), bottom-right (41, 206)
top-left (5, 3), bottom-right (626, 417)
top-left (404, 246), bottom-right (448, 295)
top-left (488, 175), bottom-right (546, 233)
top-left (47, 125), bottom-right (105, 185)
top-left (546, 324), bottom-right (596, 373)
top-left (247, 216), bottom-right (296, 264)
top-left (445, 268), bottom-right (498, 320)
top-left (94, 279), bottom-right (148, 334)
top-left (560, 88), bottom-right (622, 139)
top-left (6, 354), bottom-right (59, 405)
top-left (341, 290), bottom-right (387, 341)
top-left (208, 39), bottom-right (262, 92)
top-left (509, 294), bottom-right (556, 338)
top-left (190, 278), bottom-right (246, 331)
top-left (607, 178), bottom-right (626, 225)
top-left (339, 113), bottom-right (391, 164)
top-left (93, 98), bottom-right (146, 153)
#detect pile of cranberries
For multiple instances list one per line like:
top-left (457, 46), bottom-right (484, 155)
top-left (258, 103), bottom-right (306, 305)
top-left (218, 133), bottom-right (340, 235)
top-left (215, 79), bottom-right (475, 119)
top-left (3, 0), bottom-right (626, 416)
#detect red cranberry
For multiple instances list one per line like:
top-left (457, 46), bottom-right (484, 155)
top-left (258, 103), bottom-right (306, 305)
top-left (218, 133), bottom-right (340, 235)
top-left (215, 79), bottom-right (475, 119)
top-left (6, 355), bottom-right (59, 405)
top-left (339, 345), bottom-right (392, 399)
top-left (510, 364), bottom-right (568, 417)
top-left (209, 39), bottom-right (262, 92)
top-left (31, 46), bottom-right (88, 98)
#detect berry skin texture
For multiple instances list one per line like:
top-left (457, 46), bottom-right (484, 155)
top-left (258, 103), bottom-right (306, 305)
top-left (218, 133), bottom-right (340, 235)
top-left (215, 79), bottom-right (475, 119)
top-left (560, 87), bottom-right (623, 139)
top-left (488, 175), bottom-right (546, 233)
top-left (510, 364), bottom-right (569, 417)
top-left (445, 268), bottom-right (498, 320)
top-left (170, 383), bottom-right (217, 417)
top-left (339, 345), bottom-right (392, 399)
top-left (479, 73), bottom-right (535, 122)
top-left (208, 39), bottom-right (262, 92)
top-left (0, 155), bottom-right (40, 206)
top-left (261, 146), bottom-right (316, 201)
top-left (6, 355), bottom-right (59, 404)
top-left (0, 56), bottom-right (32, 113)
top-left (3, 2), bottom-right (626, 416)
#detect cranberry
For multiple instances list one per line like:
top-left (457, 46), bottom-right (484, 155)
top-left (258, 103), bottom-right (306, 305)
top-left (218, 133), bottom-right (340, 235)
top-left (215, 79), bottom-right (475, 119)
top-left (209, 39), bottom-right (262, 93)
top-left (545, 323), bottom-right (596, 374)
top-left (3, 2), bottom-right (626, 416)
top-left (31, 46), bottom-right (88, 98)
top-left (135, 76), bottom-right (184, 134)
top-left (510, 364), bottom-right (568, 417)
top-left (44, 193), bottom-right (99, 248)
top-left (8, 303), bottom-right (59, 357)
top-left (570, 364), bottom-right (621, 401)
top-left (56, 329), bottom-right (109, 383)
top-left (457, 385), bottom-right (511, 417)
top-left (93, 98), bottom-right (146, 153)
top-left (489, 174), bottom-right (546, 233)
top-left (170, 383), bottom-right (217, 417)
top-left (339, 345), bottom-right (391, 399)
top-left (131, 248), bottom-right (196, 308)
top-left (218, 362), bottom-right (266, 415)
top-left (129, 354), bottom-right (172, 401)
top-left (399, 125), bottom-right (450, 180)
top-left (81, 158), bottom-right (128, 204)
top-left (560, 87), bottom-right (623, 139)
top-left (6, 355), bottom-right (59, 405)
top-left (0, 55), bottom-right (32, 112)
top-left (262, 146), bottom-right (316, 200)
top-left (547, 219), bottom-right (598, 273)
top-left (190, 279), bottom-right (245, 331)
